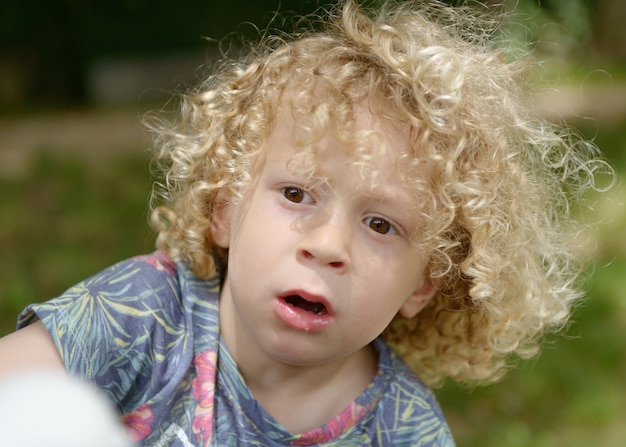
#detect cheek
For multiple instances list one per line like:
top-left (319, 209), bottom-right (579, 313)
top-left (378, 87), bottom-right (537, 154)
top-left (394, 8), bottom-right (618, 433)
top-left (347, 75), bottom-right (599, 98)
top-left (226, 196), bottom-right (264, 249)
top-left (374, 257), bottom-right (426, 304)
top-left (226, 211), bottom-right (278, 280)
top-left (347, 301), bottom-right (399, 343)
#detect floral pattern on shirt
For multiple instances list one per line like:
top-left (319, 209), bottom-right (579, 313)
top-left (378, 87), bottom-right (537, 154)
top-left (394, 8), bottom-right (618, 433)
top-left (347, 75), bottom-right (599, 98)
top-left (18, 252), bottom-right (455, 446)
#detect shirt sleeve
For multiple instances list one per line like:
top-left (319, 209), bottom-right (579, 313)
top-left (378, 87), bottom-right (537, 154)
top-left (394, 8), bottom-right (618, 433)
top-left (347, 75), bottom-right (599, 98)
top-left (17, 252), bottom-right (187, 413)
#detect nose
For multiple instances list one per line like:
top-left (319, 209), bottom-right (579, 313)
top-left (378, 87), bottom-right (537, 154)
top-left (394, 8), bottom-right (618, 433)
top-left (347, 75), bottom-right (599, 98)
top-left (297, 211), bottom-right (351, 273)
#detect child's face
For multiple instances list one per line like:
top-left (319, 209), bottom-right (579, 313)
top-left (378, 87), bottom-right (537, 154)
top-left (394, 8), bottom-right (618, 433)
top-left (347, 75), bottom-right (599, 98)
top-left (215, 103), bottom-right (436, 368)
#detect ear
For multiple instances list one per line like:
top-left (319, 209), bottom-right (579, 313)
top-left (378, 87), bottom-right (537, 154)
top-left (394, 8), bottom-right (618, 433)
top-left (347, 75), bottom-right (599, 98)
top-left (398, 277), bottom-right (437, 319)
top-left (210, 189), bottom-right (232, 249)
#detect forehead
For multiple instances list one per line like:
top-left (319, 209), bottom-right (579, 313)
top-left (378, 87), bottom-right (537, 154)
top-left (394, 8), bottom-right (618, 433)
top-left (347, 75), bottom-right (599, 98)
top-left (264, 100), bottom-right (415, 180)
top-left (254, 100), bottom-right (435, 223)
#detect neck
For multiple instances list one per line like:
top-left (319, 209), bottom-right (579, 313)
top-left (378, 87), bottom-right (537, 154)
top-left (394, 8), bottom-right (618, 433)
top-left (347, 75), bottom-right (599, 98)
top-left (238, 342), bottom-right (378, 434)
top-left (218, 283), bottom-right (379, 433)
top-left (237, 341), bottom-right (377, 393)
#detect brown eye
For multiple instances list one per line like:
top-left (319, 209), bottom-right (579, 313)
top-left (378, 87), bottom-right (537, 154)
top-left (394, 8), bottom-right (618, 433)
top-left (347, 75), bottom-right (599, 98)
top-left (282, 187), bottom-right (305, 203)
top-left (366, 217), bottom-right (392, 235)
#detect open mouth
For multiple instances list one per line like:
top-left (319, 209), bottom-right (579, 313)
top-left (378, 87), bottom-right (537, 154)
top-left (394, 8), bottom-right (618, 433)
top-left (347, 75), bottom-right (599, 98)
top-left (284, 295), bottom-right (328, 315)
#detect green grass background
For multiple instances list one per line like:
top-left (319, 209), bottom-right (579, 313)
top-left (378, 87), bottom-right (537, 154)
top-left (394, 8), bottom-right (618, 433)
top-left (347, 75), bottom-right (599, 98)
top-left (0, 110), bottom-right (624, 446)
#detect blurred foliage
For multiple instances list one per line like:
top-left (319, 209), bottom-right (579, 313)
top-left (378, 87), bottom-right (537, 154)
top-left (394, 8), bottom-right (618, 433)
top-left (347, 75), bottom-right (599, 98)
top-left (512, 0), bottom-right (594, 51)
top-left (0, 153), bottom-right (154, 331)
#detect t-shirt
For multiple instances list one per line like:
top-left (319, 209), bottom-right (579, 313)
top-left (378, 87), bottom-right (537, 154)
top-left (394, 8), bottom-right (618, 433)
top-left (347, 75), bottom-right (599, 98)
top-left (18, 252), bottom-right (455, 446)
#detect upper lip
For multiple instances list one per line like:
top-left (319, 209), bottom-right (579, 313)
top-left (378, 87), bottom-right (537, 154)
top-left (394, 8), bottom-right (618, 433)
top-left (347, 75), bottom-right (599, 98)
top-left (278, 289), bottom-right (334, 316)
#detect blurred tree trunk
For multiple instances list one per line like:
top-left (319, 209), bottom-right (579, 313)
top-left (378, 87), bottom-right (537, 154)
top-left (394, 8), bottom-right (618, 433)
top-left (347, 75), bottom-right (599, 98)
top-left (590, 0), bottom-right (626, 62)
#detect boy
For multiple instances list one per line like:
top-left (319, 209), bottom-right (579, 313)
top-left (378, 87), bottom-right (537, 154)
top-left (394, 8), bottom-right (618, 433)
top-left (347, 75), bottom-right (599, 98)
top-left (0, 0), bottom-right (611, 445)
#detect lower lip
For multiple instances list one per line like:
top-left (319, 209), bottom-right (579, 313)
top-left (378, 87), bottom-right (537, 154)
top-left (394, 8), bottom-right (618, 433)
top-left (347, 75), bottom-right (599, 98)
top-left (274, 298), bottom-right (333, 332)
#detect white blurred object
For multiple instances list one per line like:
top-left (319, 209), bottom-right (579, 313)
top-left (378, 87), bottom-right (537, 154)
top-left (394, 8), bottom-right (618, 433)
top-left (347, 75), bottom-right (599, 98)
top-left (0, 370), bottom-right (134, 447)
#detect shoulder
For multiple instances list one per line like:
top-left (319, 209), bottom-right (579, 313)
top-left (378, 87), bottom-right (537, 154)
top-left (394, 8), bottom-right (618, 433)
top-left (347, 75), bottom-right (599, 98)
top-left (19, 252), bottom-right (201, 330)
top-left (80, 251), bottom-right (182, 300)
top-left (17, 252), bottom-right (189, 369)
top-left (17, 252), bottom-right (221, 411)
top-left (374, 340), bottom-right (455, 446)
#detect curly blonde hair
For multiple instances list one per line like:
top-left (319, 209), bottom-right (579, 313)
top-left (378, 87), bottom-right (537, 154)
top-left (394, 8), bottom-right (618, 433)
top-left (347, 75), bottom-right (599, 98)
top-left (148, 0), bottom-right (612, 386)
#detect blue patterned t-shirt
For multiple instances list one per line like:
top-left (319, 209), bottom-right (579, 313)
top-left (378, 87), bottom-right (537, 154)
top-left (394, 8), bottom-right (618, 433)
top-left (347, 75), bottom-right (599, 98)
top-left (18, 252), bottom-right (455, 446)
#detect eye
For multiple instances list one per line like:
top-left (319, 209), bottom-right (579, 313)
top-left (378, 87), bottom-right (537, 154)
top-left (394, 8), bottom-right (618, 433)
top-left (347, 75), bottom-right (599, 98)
top-left (282, 186), bottom-right (306, 204)
top-left (364, 216), bottom-right (395, 235)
